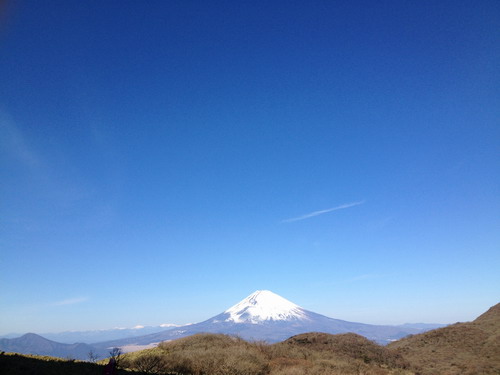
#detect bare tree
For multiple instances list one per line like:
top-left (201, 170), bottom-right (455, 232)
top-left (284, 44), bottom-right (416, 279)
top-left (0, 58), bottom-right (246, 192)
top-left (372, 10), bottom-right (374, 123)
top-left (87, 350), bottom-right (99, 363)
top-left (134, 354), bottom-right (165, 373)
top-left (109, 347), bottom-right (123, 367)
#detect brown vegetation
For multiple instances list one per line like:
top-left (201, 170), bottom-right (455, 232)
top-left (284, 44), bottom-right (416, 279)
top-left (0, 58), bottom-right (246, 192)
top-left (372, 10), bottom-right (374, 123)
top-left (388, 303), bottom-right (500, 375)
top-left (0, 352), bottom-right (142, 375)
top-left (120, 332), bottom-right (413, 375)
top-left (282, 332), bottom-right (409, 368)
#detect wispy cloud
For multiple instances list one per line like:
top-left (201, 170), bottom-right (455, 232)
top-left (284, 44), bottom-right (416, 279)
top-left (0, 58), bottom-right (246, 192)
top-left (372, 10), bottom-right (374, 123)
top-left (52, 297), bottom-right (89, 306)
top-left (281, 201), bottom-right (365, 223)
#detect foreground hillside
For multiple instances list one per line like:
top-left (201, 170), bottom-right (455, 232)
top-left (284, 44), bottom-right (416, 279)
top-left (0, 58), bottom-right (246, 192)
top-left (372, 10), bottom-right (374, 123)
top-left (388, 303), bottom-right (500, 375)
top-left (120, 332), bottom-right (414, 375)
top-left (0, 352), bottom-right (142, 375)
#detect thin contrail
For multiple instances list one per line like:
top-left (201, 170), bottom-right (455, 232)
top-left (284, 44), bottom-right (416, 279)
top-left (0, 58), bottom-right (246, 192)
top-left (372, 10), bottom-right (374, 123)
top-left (282, 201), bottom-right (365, 223)
top-left (53, 297), bottom-right (88, 306)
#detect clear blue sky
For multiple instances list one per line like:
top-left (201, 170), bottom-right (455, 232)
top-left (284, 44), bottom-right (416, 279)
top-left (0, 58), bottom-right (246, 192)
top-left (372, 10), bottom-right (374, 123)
top-left (0, 0), bottom-right (499, 335)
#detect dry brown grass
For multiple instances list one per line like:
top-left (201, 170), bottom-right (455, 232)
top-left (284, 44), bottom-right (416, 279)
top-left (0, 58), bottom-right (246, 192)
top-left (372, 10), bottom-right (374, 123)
top-left (0, 352), bottom-right (142, 375)
top-left (121, 332), bottom-right (414, 375)
top-left (282, 332), bottom-right (409, 368)
top-left (388, 303), bottom-right (500, 375)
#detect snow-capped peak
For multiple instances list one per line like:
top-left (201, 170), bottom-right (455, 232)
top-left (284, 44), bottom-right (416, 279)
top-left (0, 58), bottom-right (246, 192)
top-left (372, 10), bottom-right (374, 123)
top-left (224, 290), bottom-right (308, 324)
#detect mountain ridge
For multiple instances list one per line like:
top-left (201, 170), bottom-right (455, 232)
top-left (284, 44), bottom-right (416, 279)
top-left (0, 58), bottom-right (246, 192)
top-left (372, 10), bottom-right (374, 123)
top-left (0, 333), bottom-right (108, 360)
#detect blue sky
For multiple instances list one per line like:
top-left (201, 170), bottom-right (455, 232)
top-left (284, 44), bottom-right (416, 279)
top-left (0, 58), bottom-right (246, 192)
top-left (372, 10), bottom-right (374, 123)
top-left (0, 0), bottom-right (499, 335)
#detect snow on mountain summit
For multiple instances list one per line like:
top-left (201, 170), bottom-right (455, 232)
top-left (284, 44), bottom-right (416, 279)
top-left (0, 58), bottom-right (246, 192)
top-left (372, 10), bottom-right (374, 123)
top-left (224, 290), bottom-right (308, 323)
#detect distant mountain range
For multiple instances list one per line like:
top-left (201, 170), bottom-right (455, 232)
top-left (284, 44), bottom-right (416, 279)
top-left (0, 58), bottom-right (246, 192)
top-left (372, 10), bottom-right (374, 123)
top-left (0, 290), bottom-right (447, 359)
top-left (0, 333), bottom-right (108, 360)
top-left (0, 324), bottom-right (182, 344)
top-left (93, 290), bottom-right (444, 351)
top-left (1, 324), bottom-right (181, 344)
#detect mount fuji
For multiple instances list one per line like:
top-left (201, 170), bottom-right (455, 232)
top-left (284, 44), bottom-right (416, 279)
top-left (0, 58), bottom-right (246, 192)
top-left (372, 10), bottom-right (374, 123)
top-left (221, 289), bottom-right (308, 323)
top-left (94, 290), bottom-right (440, 351)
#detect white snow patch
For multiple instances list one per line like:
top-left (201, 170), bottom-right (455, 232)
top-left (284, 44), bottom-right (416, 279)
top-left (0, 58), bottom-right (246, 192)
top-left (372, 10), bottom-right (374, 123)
top-left (224, 290), bottom-right (308, 323)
